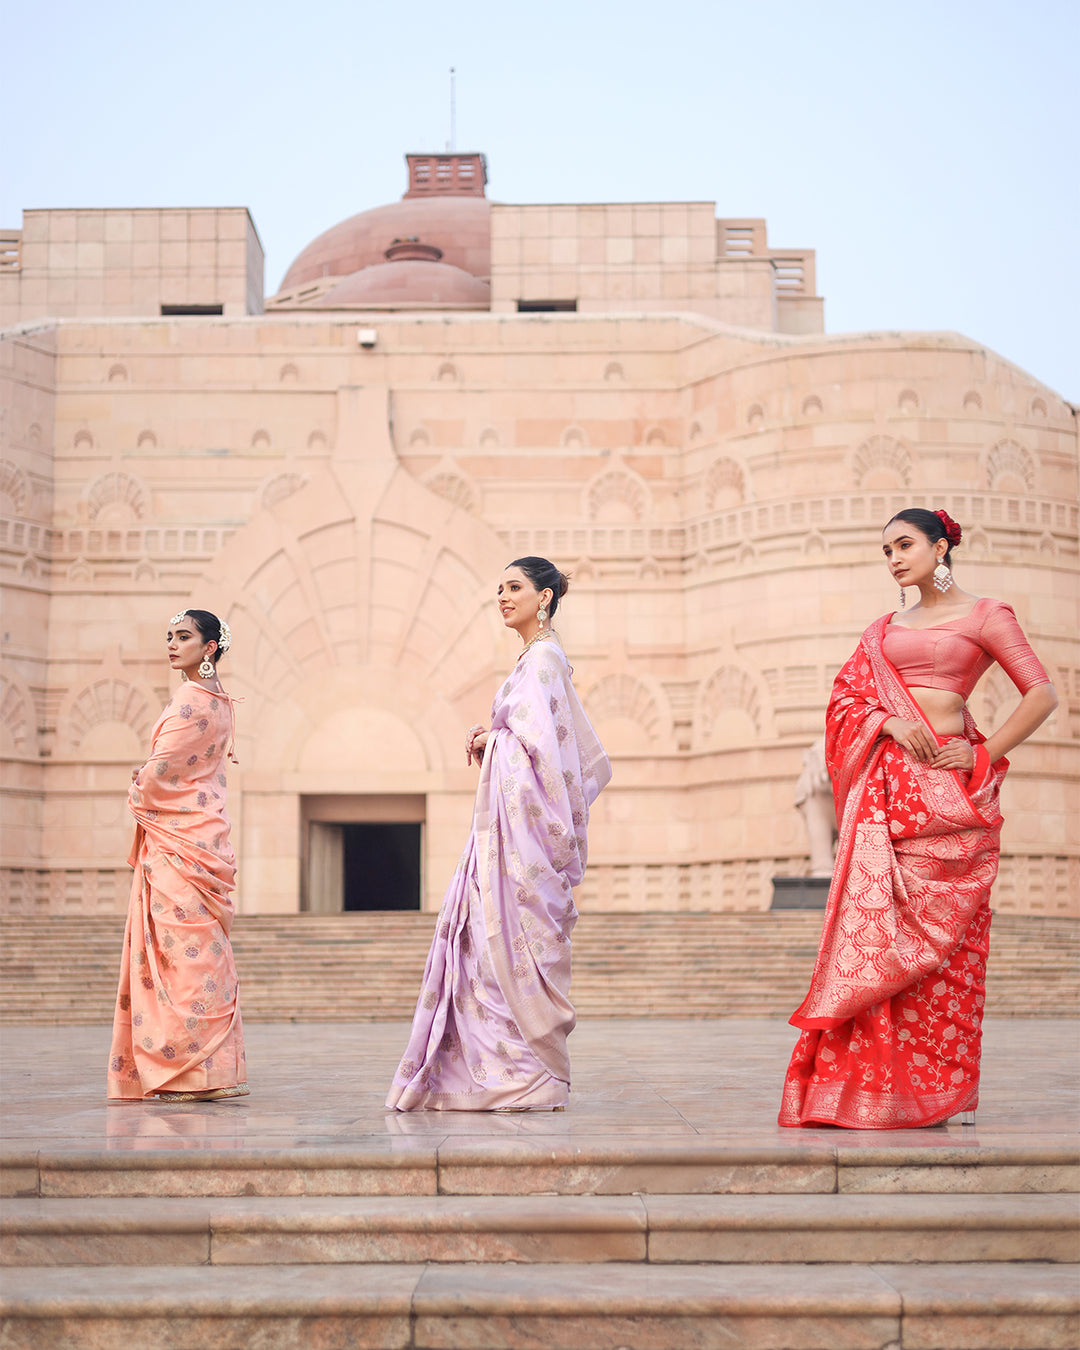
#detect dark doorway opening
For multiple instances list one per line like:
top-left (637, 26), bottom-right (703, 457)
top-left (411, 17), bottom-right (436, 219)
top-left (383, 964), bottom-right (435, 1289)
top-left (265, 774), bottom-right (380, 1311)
top-left (342, 822), bottom-right (421, 911)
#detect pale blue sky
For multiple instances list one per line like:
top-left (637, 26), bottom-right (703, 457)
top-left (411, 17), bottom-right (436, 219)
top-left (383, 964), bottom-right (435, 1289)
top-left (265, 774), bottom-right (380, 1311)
top-left (4, 0), bottom-right (1078, 398)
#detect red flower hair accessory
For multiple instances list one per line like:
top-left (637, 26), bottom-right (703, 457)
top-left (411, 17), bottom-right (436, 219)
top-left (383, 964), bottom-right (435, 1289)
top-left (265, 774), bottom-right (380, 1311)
top-left (934, 509), bottom-right (962, 548)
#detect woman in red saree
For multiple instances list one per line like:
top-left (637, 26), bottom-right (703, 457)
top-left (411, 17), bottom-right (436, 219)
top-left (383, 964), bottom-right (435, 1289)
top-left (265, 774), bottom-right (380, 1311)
top-left (780, 509), bottom-right (1057, 1129)
top-left (107, 609), bottom-right (248, 1103)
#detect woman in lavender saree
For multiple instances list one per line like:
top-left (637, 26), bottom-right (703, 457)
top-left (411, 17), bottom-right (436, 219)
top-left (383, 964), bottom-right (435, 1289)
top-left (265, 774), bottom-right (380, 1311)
top-left (388, 558), bottom-right (611, 1111)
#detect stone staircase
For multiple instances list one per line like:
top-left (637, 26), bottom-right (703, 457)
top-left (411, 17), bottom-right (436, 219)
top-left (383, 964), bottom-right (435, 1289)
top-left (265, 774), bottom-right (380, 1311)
top-left (2, 1139), bottom-right (1077, 1348)
top-left (1, 910), bottom-right (1077, 1024)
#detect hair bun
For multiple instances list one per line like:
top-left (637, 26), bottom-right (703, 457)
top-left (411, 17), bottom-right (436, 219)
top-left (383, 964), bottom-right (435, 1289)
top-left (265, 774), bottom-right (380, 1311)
top-left (934, 509), bottom-right (963, 548)
top-left (558, 571), bottom-right (570, 598)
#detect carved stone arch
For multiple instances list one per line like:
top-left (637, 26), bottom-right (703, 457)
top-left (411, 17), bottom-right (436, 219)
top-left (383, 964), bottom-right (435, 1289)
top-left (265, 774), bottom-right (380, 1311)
top-left (73, 429), bottom-right (94, 451)
top-left (965, 526), bottom-right (991, 559)
top-left (0, 673), bottom-right (34, 753)
top-left (107, 363), bottom-right (128, 383)
top-left (20, 555), bottom-right (39, 579)
top-left (279, 362), bottom-right (299, 383)
top-left (644, 426), bottom-right (667, 446)
top-left (251, 429), bottom-right (272, 450)
top-left (802, 394), bottom-right (823, 417)
top-left (976, 666), bottom-right (1021, 737)
top-left (583, 673), bottom-right (668, 755)
top-left (408, 427), bottom-right (432, 448)
top-left (423, 464), bottom-right (478, 515)
top-left (963, 390), bottom-right (983, 411)
top-left (747, 403), bottom-right (765, 428)
top-left (136, 429), bottom-right (157, 449)
top-left (704, 456), bottom-right (745, 510)
top-left (478, 427), bottom-right (500, 448)
top-left (307, 430), bottom-right (328, 451)
top-left (260, 472), bottom-right (309, 511)
top-left (803, 529), bottom-right (827, 556)
top-left (898, 388), bottom-right (919, 412)
top-left (436, 361), bottom-right (459, 383)
top-left (0, 460), bottom-right (30, 516)
top-left (561, 426), bottom-right (588, 449)
top-left (1037, 531), bottom-right (1057, 558)
top-left (985, 439), bottom-right (1036, 493)
top-left (736, 542), bottom-right (756, 567)
top-left (851, 435), bottom-right (912, 490)
top-left (186, 447), bottom-right (508, 773)
top-left (603, 361), bottom-right (624, 383)
top-left (84, 471), bottom-right (150, 523)
top-left (689, 420), bottom-right (703, 441)
top-left (585, 467), bottom-right (650, 523)
top-left (1029, 396), bottom-right (1048, 418)
top-left (26, 422), bottom-right (43, 448)
top-left (60, 677), bottom-right (156, 759)
top-left (696, 663), bottom-right (767, 748)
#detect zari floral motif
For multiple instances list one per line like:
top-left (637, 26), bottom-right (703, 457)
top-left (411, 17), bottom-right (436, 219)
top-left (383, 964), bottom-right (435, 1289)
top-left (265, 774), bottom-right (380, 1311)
top-left (780, 614), bottom-right (1007, 1129)
top-left (387, 640), bottom-right (610, 1111)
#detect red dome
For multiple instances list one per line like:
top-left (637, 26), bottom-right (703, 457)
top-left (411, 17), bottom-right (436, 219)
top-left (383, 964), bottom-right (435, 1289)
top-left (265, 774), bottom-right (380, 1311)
top-left (279, 197), bottom-right (491, 291)
top-left (318, 260), bottom-right (490, 308)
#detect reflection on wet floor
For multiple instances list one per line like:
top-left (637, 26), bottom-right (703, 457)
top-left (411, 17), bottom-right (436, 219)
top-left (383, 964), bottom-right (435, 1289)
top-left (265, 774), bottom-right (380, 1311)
top-left (1, 1017), bottom-right (1076, 1154)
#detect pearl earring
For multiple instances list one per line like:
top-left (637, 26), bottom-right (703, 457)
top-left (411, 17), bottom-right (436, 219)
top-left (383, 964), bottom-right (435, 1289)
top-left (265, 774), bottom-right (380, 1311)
top-left (932, 562), bottom-right (953, 594)
top-left (198, 654), bottom-right (216, 679)
top-left (899, 587), bottom-right (906, 609)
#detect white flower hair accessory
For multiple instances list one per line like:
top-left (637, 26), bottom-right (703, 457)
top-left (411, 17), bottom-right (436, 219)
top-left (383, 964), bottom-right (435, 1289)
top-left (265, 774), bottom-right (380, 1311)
top-left (217, 619), bottom-right (232, 654)
top-left (170, 610), bottom-right (188, 625)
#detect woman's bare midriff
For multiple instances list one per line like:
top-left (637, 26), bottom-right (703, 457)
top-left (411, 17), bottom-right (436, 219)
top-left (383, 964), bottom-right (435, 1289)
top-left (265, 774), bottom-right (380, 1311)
top-left (908, 686), bottom-right (966, 737)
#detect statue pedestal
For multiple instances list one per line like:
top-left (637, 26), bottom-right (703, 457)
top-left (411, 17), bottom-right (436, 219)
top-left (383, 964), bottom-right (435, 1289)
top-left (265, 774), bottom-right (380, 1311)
top-left (770, 876), bottom-right (830, 910)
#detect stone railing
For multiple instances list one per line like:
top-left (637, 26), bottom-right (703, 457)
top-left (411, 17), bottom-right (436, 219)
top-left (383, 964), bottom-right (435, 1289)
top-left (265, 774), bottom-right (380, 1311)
top-left (497, 492), bottom-right (1078, 563)
top-left (0, 231), bottom-right (21, 271)
top-left (0, 518), bottom-right (237, 559)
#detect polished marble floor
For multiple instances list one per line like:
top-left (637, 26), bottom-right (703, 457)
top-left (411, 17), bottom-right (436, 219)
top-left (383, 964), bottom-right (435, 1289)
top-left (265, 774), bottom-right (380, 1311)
top-left (1, 1018), bottom-right (1076, 1156)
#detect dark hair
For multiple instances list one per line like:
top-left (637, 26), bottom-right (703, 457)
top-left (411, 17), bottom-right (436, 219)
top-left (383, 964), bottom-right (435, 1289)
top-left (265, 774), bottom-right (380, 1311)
top-left (180, 609), bottom-right (225, 664)
top-left (508, 557), bottom-right (570, 617)
top-left (884, 508), bottom-right (960, 568)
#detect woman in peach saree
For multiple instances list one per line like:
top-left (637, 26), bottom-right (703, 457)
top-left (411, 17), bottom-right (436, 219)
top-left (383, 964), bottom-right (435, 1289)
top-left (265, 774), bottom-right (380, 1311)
top-left (107, 609), bottom-right (248, 1102)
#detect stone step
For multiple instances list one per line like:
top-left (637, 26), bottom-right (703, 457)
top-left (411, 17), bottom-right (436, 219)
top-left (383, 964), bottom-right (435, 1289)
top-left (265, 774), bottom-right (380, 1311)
top-left (2, 911), bottom-right (1076, 1023)
top-left (1, 1261), bottom-right (1076, 1349)
top-left (3, 1191), bottom-right (1077, 1268)
top-left (5, 1142), bottom-right (1077, 1200)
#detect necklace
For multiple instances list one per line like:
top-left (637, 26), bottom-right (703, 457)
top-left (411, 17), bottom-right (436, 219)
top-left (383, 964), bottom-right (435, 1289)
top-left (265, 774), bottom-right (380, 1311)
top-left (518, 630), bottom-right (554, 659)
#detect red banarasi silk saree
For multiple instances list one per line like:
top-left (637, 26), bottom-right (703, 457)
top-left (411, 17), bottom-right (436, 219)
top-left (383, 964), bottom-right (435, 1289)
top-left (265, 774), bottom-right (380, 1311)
top-left (779, 615), bottom-right (1008, 1129)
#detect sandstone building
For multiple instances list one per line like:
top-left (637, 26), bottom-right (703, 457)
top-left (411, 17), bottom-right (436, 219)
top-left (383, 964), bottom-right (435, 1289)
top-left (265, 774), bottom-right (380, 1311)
top-left (2, 154), bottom-right (1076, 918)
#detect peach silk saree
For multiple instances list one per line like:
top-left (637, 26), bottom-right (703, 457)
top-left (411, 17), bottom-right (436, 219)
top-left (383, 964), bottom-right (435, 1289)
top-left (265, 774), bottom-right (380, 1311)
top-left (107, 683), bottom-right (246, 1099)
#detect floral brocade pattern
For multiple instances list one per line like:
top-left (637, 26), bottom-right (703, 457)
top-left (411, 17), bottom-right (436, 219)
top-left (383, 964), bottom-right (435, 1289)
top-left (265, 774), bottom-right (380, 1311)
top-left (780, 614), bottom-right (1006, 1129)
top-left (107, 684), bottom-right (246, 1099)
top-left (387, 640), bottom-right (610, 1111)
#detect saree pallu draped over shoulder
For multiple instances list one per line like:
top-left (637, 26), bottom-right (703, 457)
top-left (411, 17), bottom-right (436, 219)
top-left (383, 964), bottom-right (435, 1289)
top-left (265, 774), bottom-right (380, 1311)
top-left (107, 684), bottom-right (246, 1099)
top-left (779, 615), bottom-right (1006, 1129)
top-left (387, 639), bottom-right (611, 1111)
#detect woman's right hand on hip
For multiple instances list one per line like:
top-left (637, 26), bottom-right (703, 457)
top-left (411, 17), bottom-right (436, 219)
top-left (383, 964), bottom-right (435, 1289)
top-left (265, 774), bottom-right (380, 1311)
top-left (882, 717), bottom-right (937, 763)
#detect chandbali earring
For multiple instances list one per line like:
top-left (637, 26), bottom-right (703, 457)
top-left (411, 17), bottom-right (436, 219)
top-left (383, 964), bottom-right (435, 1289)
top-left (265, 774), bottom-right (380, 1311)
top-left (536, 603), bottom-right (548, 627)
top-left (932, 562), bottom-right (954, 593)
top-left (198, 653), bottom-right (216, 679)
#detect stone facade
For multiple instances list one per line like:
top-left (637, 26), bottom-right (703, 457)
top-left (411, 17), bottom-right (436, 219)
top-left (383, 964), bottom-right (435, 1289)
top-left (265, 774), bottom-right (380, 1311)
top-left (2, 155), bottom-right (1076, 918)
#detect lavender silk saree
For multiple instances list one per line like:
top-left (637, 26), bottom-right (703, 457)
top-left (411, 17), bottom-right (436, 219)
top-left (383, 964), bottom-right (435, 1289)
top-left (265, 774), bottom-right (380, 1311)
top-left (387, 638), bottom-right (610, 1111)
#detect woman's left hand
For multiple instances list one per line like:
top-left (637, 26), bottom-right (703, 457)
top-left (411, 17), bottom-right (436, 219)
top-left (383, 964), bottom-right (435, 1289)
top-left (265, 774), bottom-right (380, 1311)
top-left (466, 724), bottom-right (489, 766)
top-left (930, 740), bottom-right (975, 773)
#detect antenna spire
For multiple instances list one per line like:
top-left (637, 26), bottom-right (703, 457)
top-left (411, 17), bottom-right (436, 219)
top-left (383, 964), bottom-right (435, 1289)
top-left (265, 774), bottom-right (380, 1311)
top-left (448, 67), bottom-right (456, 153)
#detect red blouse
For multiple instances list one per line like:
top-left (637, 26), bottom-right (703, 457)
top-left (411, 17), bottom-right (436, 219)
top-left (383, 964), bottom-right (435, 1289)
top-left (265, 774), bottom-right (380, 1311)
top-left (882, 597), bottom-right (1051, 699)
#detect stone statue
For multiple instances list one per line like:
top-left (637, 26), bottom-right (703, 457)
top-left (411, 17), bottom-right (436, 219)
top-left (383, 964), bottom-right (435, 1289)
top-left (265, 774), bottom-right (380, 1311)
top-left (794, 735), bottom-right (837, 877)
